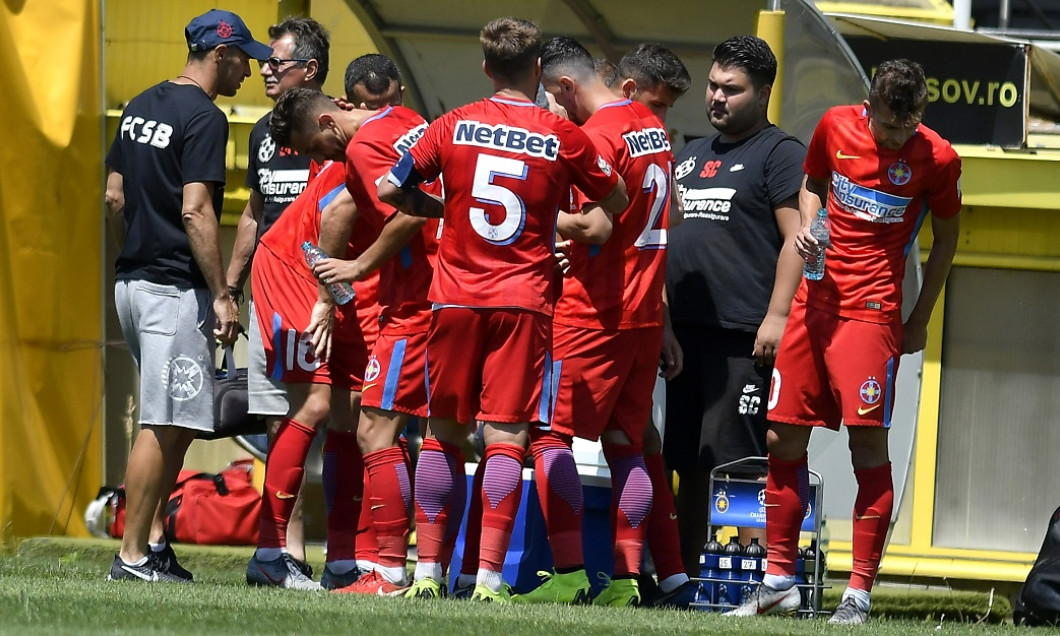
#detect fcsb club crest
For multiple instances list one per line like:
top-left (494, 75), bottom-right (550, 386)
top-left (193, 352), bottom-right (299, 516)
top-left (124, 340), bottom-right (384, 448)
top-left (216, 21), bottom-right (233, 39)
top-left (860, 377), bottom-right (882, 404)
top-left (714, 490), bottom-right (730, 514)
top-left (887, 161), bottom-right (912, 186)
top-left (364, 356), bottom-right (381, 383)
top-left (163, 355), bottom-right (204, 401)
top-left (258, 135), bottom-right (276, 163)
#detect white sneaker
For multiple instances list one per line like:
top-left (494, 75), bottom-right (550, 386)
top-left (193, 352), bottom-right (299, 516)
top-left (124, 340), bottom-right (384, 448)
top-left (246, 553), bottom-right (322, 590)
top-left (828, 597), bottom-right (870, 624)
top-left (723, 584), bottom-right (800, 617)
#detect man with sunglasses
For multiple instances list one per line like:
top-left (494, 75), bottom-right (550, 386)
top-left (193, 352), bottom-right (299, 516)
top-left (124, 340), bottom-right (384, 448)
top-left (224, 16), bottom-right (330, 584)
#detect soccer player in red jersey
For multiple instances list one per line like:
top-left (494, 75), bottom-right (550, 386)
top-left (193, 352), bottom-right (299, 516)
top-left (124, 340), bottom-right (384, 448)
top-left (378, 17), bottom-right (628, 603)
top-left (508, 36), bottom-right (673, 607)
top-left (282, 54), bottom-right (440, 597)
top-left (245, 96), bottom-right (380, 591)
top-left (609, 43), bottom-right (698, 609)
top-left (727, 59), bottom-right (961, 624)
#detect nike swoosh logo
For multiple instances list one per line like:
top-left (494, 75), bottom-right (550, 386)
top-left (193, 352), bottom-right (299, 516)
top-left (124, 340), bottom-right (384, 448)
top-left (372, 504), bottom-right (385, 510)
top-left (836, 150), bottom-right (860, 160)
top-left (121, 565), bottom-right (157, 581)
top-left (362, 383), bottom-right (378, 391)
top-left (742, 384), bottom-right (758, 394)
top-left (857, 404), bottom-right (880, 415)
top-left (758, 592), bottom-right (792, 614)
top-left (729, 164), bottom-right (745, 172)
top-left (256, 563), bottom-right (284, 583)
top-left (276, 491), bottom-right (295, 500)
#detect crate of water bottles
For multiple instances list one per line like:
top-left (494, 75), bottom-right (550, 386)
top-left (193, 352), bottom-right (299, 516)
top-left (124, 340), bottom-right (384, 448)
top-left (688, 457), bottom-right (829, 616)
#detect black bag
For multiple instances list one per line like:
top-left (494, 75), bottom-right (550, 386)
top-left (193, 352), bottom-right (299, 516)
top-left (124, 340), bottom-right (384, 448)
top-left (1015, 505), bottom-right (1060, 626)
top-left (197, 346), bottom-right (267, 440)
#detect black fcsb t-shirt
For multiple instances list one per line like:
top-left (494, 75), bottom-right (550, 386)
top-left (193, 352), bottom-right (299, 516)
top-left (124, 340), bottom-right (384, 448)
top-left (245, 113), bottom-right (312, 240)
top-left (666, 125), bottom-right (806, 331)
top-left (107, 81), bottom-right (228, 288)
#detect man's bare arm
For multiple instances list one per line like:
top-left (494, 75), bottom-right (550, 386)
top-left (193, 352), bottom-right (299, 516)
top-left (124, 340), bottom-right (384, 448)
top-left (182, 181), bottom-right (239, 346)
top-left (105, 170), bottom-right (125, 247)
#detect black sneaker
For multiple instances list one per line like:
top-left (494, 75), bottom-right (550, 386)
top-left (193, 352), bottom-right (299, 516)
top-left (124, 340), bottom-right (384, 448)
top-left (154, 544), bottom-right (194, 582)
top-left (107, 554), bottom-right (189, 583)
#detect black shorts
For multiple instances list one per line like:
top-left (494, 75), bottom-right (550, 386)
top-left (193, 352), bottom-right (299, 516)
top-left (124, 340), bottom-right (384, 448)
top-left (663, 324), bottom-right (770, 473)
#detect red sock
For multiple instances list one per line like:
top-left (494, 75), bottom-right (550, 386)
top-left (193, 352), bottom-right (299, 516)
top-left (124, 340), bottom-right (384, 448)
top-left (530, 431), bottom-right (583, 569)
top-left (323, 430), bottom-right (363, 563)
top-left (604, 442), bottom-right (652, 577)
top-left (364, 445), bottom-right (413, 569)
top-left (644, 451), bottom-right (685, 579)
top-left (479, 442), bottom-right (526, 574)
top-left (459, 457), bottom-right (486, 577)
top-left (259, 418), bottom-right (315, 549)
top-left (413, 437), bottom-right (464, 567)
top-left (764, 453), bottom-right (809, 576)
top-left (356, 466), bottom-right (379, 564)
top-left (850, 462), bottom-right (893, 591)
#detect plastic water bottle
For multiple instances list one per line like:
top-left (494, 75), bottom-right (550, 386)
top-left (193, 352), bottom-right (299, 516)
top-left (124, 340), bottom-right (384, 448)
top-left (740, 537), bottom-right (767, 602)
top-left (803, 207), bottom-right (831, 281)
top-left (302, 242), bottom-right (355, 305)
top-left (698, 533), bottom-right (724, 607)
top-left (719, 536), bottom-right (744, 608)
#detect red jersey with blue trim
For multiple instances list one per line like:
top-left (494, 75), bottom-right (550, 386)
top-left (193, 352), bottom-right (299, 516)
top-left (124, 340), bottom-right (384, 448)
top-left (260, 160), bottom-right (352, 277)
top-left (556, 99), bottom-right (672, 330)
top-left (801, 105), bottom-right (961, 323)
top-left (389, 95), bottom-right (619, 315)
top-left (344, 104), bottom-right (438, 315)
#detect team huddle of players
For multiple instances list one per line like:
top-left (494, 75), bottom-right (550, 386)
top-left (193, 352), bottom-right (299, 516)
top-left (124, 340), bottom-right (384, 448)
top-left (246, 17), bottom-right (693, 606)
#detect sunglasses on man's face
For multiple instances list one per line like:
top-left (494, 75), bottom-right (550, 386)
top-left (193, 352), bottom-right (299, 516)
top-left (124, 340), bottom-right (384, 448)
top-left (262, 57), bottom-right (309, 70)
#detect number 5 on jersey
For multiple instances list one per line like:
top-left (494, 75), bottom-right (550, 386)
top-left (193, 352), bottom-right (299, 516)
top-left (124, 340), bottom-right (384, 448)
top-left (470, 154), bottom-right (528, 245)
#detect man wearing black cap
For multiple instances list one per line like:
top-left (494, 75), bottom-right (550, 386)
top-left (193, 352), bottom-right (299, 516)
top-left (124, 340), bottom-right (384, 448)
top-left (104, 8), bottom-right (270, 583)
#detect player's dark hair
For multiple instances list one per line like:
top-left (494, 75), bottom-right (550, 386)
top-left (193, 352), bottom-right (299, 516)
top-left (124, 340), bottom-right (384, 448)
top-left (617, 43), bottom-right (691, 95)
top-left (594, 58), bottom-right (618, 87)
top-left (712, 35), bottom-right (776, 90)
top-left (345, 53), bottom-right (402, 98)
top-left (540, 36), bottom-right (595, 82)
top-left (269, 87), bottom-right (333, 147)
top-left (480, 17), bottom-right (541, 83)
top-left (869, 59), bottom-right (928, 126)
top-left (269, 17), bottom-right (331, 86)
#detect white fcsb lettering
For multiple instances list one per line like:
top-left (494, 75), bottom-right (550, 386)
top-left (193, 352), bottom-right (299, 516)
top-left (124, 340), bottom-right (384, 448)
top-left (120, 116), bottom-right (173, 149)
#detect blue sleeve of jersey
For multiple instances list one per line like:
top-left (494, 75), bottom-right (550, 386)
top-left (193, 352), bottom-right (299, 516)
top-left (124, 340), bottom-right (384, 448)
top-left (387, 151), bottom-right (425, 190)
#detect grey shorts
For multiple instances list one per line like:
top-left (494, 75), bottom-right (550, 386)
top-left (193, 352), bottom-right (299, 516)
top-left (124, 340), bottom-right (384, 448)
top-left (115, 279), bottom-right (216, 432)
top-left (247, 298), bottom-right (289, 417)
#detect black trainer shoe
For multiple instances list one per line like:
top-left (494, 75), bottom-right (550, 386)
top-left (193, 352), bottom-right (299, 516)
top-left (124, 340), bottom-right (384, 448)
top-left (107, 554), bottom-right (189, 583)
top-left (154, 543), bottom-right (193, 582)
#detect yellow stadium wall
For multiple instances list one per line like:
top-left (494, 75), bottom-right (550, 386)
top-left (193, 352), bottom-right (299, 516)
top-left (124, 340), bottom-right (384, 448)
top-left (0, 0), bottom-right (103, 545)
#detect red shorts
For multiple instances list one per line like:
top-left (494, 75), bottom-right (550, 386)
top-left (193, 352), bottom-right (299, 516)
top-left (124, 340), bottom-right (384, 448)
top-left (550, 324), bottom-right (661, 444)
top-left (251, 250), bottom-right (368, 390)
top-left (426, 307), bottom-right (551, 425)
top-left (769, 301), bottom-right (900, 429)
top-left (352, 270), bottom-right (381, 350)
top-left (361, 306), bottom-right (431, 417)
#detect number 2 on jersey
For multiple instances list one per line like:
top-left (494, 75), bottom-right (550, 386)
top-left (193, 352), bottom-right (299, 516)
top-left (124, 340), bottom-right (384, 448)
top-left (470, 154), bottom-right (528, 245)
top-left (635, 162), bottom-right (669, 249)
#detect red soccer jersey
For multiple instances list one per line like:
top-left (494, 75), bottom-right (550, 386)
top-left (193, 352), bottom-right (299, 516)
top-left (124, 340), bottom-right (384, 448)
top-left (344, 105), bottom-right (439, 315)
top-left (801, 105), bottom-right (961, 323)
top-left (259, 160), bottom-right (352, 276)
top-left (391, 95), bottom-right (619, 315)
top-left (555, 99), bottom-right (672, 330)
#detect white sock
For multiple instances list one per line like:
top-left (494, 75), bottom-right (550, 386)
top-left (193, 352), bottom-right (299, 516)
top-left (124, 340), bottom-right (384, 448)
top-left (255, 547), bottom-right (284, 562)
top-left (842, 587), bottom-right (871, 611)
top-left (124, 555), bottom-right (149, 567)
top-left (763, 573), bottom-right (796, 590)
top-left (658, 573), bottom-right (689, 593)
top-left (414, 561), bottom-right (443, 582)
top-left (456, 573), bottom-right (476, 588)
top-left (148, 541), bottom-right (166, 553)
top-left (356, 559), bottom-right (379, 574)
top-left (326, 559), bottom-right (358, 575)
top-left (476, 568), bottom-right (504, 593)
top-left (378, 565), bottom-right (408, 585)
